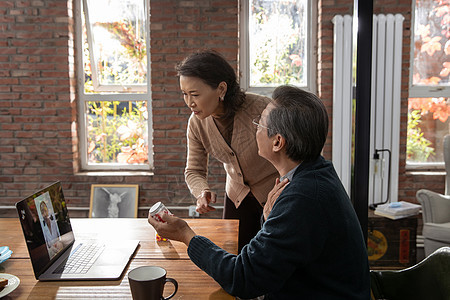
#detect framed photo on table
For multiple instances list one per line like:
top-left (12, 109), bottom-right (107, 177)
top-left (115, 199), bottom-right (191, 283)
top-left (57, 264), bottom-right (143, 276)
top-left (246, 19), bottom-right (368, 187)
top-left (89, 184), bottom-right (139, 218)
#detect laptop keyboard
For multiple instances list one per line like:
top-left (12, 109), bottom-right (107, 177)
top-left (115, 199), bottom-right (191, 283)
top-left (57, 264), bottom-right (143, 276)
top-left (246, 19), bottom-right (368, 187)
top-left (53, 243), bottom-right (105, 274)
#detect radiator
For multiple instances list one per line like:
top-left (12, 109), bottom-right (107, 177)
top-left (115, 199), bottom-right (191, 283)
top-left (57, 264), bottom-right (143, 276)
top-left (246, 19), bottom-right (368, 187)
top-left (332, 14), bottom-right (404, 205)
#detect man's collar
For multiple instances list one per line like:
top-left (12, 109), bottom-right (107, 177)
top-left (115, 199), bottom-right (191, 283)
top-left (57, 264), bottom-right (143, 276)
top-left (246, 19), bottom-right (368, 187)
top-left (279, 163), bottom-right (301, 182)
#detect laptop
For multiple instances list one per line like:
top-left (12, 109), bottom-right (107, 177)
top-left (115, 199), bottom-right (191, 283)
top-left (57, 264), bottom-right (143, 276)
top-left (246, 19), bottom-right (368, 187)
top-left (15, 181), bottom-right (140, 281)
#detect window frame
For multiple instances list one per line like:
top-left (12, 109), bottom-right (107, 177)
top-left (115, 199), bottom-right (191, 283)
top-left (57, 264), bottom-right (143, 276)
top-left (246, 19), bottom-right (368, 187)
top-left (407, 0), bottom-right (449, 170)
top-left (74, 0), bottom-right (153, 171)
top-left (239, 0), bottom-right (317, 96)
top-left (409, 0), bottom-right (450, 98)
top-left (82, 0), bottom-right (148, 93)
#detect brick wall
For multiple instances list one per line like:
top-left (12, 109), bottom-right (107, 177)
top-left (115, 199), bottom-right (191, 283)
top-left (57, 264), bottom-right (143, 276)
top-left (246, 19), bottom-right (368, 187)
top-left (0, 0), bottom-right (78, 211)
top-left (317, 0), bottom-right (354, 158)
top-left (0, 0), bottom-right (445, 218)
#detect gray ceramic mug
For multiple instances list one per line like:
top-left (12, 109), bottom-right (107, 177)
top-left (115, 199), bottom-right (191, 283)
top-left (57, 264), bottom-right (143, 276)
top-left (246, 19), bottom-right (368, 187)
top-left (128, 266), bottom-right (178, 300)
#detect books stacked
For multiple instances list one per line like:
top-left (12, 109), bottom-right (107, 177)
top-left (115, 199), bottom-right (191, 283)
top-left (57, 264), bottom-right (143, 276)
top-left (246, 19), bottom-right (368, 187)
top-left (374, 201), bottom-right (421, 220)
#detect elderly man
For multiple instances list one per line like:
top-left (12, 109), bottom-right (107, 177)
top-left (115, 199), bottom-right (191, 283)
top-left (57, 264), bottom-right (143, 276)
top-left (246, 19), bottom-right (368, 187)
top-left (148, 85), bottom-right (370, 299)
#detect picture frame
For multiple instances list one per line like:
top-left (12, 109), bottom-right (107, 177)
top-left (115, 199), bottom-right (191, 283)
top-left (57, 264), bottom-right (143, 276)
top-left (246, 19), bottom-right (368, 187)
top-left (89, 184), bottom-right (139, 218)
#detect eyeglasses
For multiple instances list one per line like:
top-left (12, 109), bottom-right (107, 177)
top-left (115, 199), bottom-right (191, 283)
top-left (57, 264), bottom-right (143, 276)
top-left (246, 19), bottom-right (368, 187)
top-left (252, 115), bottom-right (269, 130)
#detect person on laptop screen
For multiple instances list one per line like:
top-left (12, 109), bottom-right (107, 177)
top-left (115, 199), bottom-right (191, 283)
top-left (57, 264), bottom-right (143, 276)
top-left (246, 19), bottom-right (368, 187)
top-left (36, 195), bottom-right (63, 258)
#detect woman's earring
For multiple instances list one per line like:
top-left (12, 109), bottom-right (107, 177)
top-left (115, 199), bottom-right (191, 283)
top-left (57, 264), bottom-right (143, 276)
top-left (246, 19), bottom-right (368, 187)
top-left (219, 96), bottom-right (224, 101)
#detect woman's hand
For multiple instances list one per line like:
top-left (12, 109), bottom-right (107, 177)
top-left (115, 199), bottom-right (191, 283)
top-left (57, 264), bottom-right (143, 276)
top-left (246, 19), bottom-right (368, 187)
top-left (196, 190), bottom-right (217, 214)
top-left (263, 178), bottom-right (289, 220)
top-left (148, 213), bottom-right (196, 246)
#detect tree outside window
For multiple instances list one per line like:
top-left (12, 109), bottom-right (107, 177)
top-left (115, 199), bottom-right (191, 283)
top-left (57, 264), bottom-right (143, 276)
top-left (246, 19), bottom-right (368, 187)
top-left (241, 0), bottom-right (314, 95)
top-left (408, 0), bottom-right (450, 165)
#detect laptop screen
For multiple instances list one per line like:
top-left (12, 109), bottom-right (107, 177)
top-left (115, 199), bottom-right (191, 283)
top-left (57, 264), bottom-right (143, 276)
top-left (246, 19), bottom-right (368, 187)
top-left (16, 181), bottom-right (75, 277)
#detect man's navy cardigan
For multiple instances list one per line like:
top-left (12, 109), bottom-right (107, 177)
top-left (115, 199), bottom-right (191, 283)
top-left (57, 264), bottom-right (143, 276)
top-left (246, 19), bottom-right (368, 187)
top-left (188, 156), bottom-right (370, 299)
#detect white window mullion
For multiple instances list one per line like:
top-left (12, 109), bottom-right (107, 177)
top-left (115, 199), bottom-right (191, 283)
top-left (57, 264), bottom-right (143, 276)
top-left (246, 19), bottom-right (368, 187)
top-left (82, 0), bottom-right (101, 92)
top-left (81, 94), bottom-right (149, 102)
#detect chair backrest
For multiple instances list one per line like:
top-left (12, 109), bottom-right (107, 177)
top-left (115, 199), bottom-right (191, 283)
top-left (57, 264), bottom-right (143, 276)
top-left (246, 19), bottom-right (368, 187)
top-left (444, 135), bottom-right (450, 195)
top-left (416, 189), bottom-right (450, 224)
top-left (370, 247), bottom-right (450, 300)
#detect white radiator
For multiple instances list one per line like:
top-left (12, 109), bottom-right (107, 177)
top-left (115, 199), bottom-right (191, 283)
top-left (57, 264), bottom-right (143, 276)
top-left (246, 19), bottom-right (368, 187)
top-left (332, 14), bottom-right (404, 205)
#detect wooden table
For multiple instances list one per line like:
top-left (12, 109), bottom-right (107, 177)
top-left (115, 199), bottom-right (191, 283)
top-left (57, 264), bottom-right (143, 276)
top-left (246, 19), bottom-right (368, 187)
top-left (0, 218), bottom-right (239, 299)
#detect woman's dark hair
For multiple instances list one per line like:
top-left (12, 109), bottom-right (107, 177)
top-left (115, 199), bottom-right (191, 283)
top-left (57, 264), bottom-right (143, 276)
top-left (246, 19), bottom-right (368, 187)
top-left (175, 49), bottom-right (245, 118)
top-left (267, 85), bottom-right (329, 162)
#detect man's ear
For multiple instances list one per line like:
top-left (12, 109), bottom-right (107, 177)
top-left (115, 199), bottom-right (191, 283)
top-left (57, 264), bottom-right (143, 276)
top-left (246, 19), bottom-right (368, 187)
top-left (272, 134), bottom-right (285, 153)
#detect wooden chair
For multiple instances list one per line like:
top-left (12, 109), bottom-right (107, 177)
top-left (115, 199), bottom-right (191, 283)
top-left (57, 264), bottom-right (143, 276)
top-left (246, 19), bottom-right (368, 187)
top-left (370, 246), bottom-right (450, 300)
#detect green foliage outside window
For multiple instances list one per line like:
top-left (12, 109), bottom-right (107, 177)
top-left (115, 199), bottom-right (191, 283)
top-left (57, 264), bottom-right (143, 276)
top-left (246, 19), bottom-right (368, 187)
top-left (407, 110), bottom-right (435, 162)
top-left (253, 35), bottom-right (304, 85)
top-left (408, 0), bottom-right (450, 163)
top-left (250, 0), bottom-right (307, 87)
top-left (87, 101), bottom-right (148, 164)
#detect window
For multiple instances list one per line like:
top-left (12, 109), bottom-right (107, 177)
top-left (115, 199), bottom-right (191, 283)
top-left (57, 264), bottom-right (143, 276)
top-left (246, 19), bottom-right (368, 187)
top-left (240, 0), bottom-right (316, 96)
top-left (408, 0), bottom-right (450, 168)
top-left (75, 0), bottom-right (152, 171)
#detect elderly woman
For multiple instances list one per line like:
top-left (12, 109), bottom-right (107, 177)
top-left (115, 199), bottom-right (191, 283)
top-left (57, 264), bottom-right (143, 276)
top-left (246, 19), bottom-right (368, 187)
top-left (176, 50), bottom-right (278, 251)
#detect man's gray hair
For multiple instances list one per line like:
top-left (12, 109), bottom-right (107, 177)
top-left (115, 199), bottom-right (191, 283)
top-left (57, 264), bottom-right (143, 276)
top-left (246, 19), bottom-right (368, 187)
top-left (267, 85), bottom-right (329, 162)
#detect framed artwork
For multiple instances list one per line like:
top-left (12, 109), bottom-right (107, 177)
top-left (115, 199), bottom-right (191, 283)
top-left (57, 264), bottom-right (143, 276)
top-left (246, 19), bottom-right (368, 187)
top-left (89, 184), bottom-right (139, 218)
